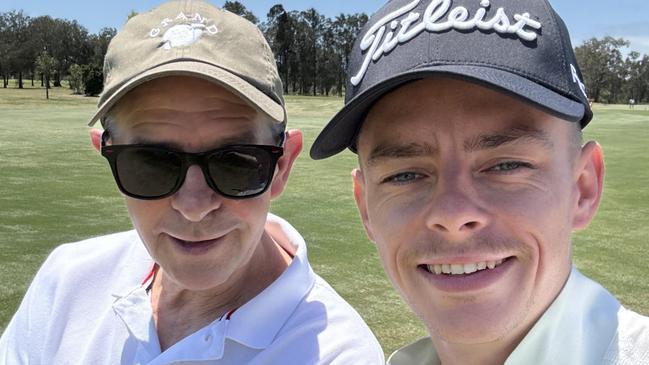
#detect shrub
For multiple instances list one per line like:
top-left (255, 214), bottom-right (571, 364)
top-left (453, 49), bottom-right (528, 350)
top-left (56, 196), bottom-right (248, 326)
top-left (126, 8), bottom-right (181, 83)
top-left (82, 63), bottom-right (103, 96)
top-left (68, 64), bottom-right (84, 94)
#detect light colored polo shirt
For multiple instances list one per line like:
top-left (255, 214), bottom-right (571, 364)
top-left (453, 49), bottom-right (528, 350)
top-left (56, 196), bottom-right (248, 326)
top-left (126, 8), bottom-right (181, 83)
top-left (387, 267), bottom-right (649, 365)
top-left (0, 214), bottom-right (384, 364)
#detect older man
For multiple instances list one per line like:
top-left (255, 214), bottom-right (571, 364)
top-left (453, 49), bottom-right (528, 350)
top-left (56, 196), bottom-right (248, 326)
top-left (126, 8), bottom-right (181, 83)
top-left (0, 1), bottom-right (383, 364)
top-left (311, 0), bottom-right (649, 364)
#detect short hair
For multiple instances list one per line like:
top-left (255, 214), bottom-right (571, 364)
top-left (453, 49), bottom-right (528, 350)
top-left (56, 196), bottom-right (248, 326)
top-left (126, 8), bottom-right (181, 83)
top-left (570, 120), bottom-right (584, 155)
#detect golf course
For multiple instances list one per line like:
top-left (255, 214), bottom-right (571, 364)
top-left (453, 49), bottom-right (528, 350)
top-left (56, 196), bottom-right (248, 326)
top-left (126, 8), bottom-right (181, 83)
top-left (1, 83), bottom-right (648, 356)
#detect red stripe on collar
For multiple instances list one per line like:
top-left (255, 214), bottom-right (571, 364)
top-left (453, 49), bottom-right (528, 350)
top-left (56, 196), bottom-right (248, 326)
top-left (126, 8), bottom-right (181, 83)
top-left (226, 308), bottom-right (238, 320)
top-left (141, 263), bottom-right (158, 286)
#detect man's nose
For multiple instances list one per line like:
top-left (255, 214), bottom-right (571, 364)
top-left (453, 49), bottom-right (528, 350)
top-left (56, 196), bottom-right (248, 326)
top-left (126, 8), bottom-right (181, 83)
top-left (170, 165), bottom-right (222, 222)
top-left (424, 170), bottom-right (488, 241)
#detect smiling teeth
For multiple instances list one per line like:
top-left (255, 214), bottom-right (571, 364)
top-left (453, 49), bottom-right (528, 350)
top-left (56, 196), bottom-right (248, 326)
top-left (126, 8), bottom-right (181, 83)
top-left (427, 259), bottom-right (504, 275)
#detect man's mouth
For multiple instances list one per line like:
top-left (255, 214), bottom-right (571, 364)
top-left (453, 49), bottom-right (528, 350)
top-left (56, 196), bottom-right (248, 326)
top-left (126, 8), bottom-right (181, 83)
top-left (176, 238), bottom-right (220, 248)
top-left (167, 233), bottom-right (227, 255)
top-left (422, 257), bottom-right (512, 275)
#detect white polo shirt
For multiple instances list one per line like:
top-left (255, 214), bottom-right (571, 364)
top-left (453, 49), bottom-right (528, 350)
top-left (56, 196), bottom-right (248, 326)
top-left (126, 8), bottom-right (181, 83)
top-left (387, 267), bottom-right (649, 365)
top-left (0, 214), bottom-right (384, 364)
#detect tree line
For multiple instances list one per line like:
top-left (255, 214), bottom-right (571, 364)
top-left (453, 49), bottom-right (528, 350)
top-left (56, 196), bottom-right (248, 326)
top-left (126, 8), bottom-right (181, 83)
top-left (575, 37), bottom-right (649, 104)
top-left (1, 2), bottom-right (648, 104)
top-left (0, 9), bottom-right (114, 96)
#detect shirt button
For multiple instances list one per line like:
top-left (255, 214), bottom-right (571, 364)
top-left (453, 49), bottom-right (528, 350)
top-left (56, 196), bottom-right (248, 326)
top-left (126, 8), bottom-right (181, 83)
top-left (204, 334), bottom-right (212, 343)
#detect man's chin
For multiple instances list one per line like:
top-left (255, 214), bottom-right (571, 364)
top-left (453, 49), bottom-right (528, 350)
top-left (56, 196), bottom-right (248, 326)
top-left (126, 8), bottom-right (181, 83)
top-left (414, 295), bottom-right (531, 346)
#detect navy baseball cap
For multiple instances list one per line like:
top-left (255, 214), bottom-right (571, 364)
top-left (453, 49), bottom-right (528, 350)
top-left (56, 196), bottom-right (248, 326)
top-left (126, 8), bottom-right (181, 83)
top-left (310, 0), bottom-right (593, 160)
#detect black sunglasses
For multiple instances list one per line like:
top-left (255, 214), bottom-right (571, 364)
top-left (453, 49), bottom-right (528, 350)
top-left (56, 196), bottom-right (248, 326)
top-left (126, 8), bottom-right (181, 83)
top-left (100, 132), bottom-right (284, 200)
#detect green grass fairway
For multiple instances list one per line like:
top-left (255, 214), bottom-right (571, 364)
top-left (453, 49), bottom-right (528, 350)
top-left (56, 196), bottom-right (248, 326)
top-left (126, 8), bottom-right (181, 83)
top-left (1, 85), bottom-right (648, 356)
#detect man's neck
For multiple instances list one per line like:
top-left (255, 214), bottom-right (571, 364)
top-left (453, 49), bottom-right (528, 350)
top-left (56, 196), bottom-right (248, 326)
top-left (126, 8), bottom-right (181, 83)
top-left (430, 267), bottom-right (574, 365)
top-left (431, 299), bottom-right (551, 365)
top-left (151, 231), bottom-right (292, 351)
top-left (433, 333), bottom-right (525, 365)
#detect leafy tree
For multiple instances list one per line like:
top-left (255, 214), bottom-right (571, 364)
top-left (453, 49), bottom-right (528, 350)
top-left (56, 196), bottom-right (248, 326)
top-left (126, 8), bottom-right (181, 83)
top-left (53, 19), bottom-right (91, 86)
top-left (223, 1), bottom-right (258, 24)
top-left (26, 16), bottom-right (57, 86)
top-left (0, 13), bottom-right (9, 87)
top-left (624, 52), bottom-right (649, 103)
top-left (301, 9), bottom-right (324, 96)
top-left (68, 63), bottom-right (84, 94)
top-left (320, 19), bottom-right (340, 96)
top-left (3, 10), bottom-right (31, 88)
top-left (288, 11), bottom-right (311, 94)
top-left (635, 55), bottom-right (649, 102)
top-left (331, 13), bottom-right (368, 95)
top-left (87, 27), bottom-right (117, 66)
top-left (264, 5), bottom-right (294, 93)
top-left (82, 63), bottom-right (103, 96)
top-left (262, 7), bottom-right (367, 97)
top-left (35, 50), bottom-right (57, 99)
top-left (23, 16), bottom-right (90, 88)
top-left (575, 37), bottom-right (629, 103)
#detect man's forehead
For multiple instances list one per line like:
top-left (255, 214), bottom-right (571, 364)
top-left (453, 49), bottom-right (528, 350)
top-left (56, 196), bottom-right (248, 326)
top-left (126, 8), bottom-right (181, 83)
top-left (113, 76), bottom-right (258, 118)
top-left (106, 76), bottom-right (269, 138)
top-left (358, 79), bottom-right (569, 150)
top-left (362, 122), bottom-right (557, 167)
top-left (104, 77), bottom-right (275, 147)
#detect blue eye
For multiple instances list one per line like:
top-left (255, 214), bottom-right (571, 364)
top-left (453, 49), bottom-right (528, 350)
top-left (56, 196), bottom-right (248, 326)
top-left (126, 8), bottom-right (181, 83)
top-left (489, 161), bottom-right (533, 172)
top-left (383, 172), bottom-right (422, 184)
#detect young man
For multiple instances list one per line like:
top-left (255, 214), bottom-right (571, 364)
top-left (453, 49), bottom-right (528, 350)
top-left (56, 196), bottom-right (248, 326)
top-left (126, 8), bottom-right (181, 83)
top-left (0, 2), bottom-right (383, 364)
top-left (311, 0), bottom-right (649, 363)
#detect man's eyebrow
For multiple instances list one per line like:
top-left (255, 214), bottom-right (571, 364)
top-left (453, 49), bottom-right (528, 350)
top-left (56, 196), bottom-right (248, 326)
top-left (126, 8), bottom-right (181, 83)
top-left (366, 142), bottom-right (438, 166)
top-left (129, 137), bottom-right (180, 150)
top-left (463, 127), bottom-right (554, 152)
top-left (215, 131), bottom-right (259, 146)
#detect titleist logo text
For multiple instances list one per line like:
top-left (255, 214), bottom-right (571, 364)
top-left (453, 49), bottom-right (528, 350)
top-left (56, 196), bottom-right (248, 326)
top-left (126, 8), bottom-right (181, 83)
top-left (351, 0), bottom-right (543, 86)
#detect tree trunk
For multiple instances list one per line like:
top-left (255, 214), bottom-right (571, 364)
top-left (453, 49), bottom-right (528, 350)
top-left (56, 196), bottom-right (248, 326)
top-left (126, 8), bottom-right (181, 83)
top-left (312, 65), bottom-right (317, 96)
top-left (18, 72), bottom-right (23, 89)
top-left (283, 54), bottom-right (289, 94)
top-left (54, 71), bottom-right (61, 87)
top-left (312, 43), bottom-right (317, 96)
top-left (45, 75), bottom-right (50, 100)
top-left (41, 74), bottom-right (44, 87)
top-left (31, 70), bottom-right (34, 86)
top-left (3, 75), bottom-right (7, 88)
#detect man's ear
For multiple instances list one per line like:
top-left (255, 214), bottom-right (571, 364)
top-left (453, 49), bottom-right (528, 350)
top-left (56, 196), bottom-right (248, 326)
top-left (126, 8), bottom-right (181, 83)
top-left (352, 168), bottom-right (375, 242)
top-left (89, 128), bottom-right (104, 152)
top-left (270, 129), bottom-right (303, 198)
top-left (572, 141), bottom-right (605, 230)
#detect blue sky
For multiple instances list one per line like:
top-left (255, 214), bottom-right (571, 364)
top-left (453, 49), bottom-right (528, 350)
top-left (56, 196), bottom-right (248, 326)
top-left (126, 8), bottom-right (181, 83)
top-left (3, 0), bottom-right (649, 55)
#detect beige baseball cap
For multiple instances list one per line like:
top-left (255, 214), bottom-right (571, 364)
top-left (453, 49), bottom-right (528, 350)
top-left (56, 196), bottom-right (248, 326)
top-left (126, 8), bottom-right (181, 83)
top-left (88, 0), bottom-right (285, 127)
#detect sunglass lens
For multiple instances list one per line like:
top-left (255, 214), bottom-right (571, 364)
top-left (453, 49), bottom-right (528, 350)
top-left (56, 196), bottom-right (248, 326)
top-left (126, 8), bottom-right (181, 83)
top-left (116, 148), bottom-right (182, 198)
top-left (208, 148), bottom-right (271, 197)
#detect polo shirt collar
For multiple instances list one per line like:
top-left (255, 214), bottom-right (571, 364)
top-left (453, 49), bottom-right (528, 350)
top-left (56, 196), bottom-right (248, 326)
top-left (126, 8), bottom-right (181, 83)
top-left (388, 267), bottom-right (622, 365)
top-left (224, 213), bottom-right (316, 349)
top-left (111, 214), bottom-right (316, 359)
top-left (505, 267), bottom-right (620, 364)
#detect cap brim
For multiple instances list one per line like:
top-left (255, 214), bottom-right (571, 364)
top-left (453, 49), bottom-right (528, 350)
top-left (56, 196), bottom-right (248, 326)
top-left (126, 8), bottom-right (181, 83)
top-left (310, 65), bottom-right (588, 160)
top-left (88, 60), bottom-right (285, 126)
